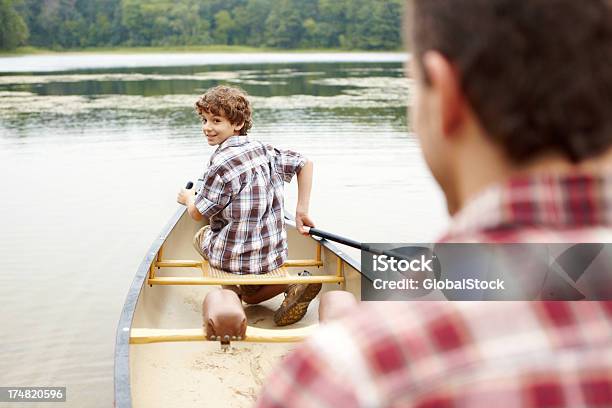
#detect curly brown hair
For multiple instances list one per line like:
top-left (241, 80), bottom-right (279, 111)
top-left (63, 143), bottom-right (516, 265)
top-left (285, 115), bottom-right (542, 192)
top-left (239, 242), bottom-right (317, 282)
top-left (195, 85), bottom-right (253, 136)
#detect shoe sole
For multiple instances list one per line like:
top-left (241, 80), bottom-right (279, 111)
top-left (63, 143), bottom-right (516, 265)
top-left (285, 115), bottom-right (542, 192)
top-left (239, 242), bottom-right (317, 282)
top-left (274, 283), bottom-right (322, 326)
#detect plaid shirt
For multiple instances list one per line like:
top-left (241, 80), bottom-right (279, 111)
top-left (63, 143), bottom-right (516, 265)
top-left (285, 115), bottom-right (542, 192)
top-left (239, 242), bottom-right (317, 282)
top-left (256, 173), bottom-right (612, 408)
top-left (195, 136), bottom-right (306, 274)
top-left (442, 173), bottom-right (612, 243)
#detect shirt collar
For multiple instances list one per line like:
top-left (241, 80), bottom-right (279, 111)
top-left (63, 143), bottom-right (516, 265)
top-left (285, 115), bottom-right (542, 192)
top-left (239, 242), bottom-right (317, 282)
top-left (217, 135), bottom-right (249, 151)
top-left (446, 172), bottom-right (612, 238)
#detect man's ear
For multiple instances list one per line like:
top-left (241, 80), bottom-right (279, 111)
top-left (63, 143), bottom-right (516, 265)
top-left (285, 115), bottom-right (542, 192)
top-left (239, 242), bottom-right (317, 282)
top-left (423, 51), bottom-right (465, 136)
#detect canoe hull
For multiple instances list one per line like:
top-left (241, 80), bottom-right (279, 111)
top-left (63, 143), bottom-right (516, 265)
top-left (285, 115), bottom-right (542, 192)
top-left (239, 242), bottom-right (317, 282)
top-left (115, 208), bottom-right (362, 408)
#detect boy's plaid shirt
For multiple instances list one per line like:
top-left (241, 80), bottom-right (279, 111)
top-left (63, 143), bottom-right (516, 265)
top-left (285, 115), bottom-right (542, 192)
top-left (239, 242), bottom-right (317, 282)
top-left (194, 136), bottom-right (306, 274)
top-left (256, 173), bottom-right (612, 408)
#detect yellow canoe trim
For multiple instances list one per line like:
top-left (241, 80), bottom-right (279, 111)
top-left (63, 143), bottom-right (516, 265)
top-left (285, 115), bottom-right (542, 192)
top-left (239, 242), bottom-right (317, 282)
top-left (129, 325), bottom-right (317, 344)
top-left (147, 275), bottom-right (344, 286)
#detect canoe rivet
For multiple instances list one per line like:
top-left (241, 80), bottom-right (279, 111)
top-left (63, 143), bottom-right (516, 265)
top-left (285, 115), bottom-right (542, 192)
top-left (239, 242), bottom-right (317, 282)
top-left (231, 336), bottom-right (236, 340)
top-left (236, 336), bottom-right (242, 341)
top-left (216, 336), bottom-right (221, 341)
top-left (209, 335), bottom-right (215, 340)
top-left (224, 335), bottom-right (230, 341)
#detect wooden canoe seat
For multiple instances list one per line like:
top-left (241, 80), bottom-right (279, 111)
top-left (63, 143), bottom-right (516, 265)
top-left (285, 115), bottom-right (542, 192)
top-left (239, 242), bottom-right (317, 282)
top-left (148, 264), bottom-right (344, 286)
top-left (130, 325), bottom-right (317, 344)
top-left (147, 242), bottom-right (345, 286)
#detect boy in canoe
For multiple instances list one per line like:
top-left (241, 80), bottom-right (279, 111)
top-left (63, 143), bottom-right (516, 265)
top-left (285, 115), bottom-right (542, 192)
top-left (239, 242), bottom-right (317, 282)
top-left (177, 85), bottom-right (320, 326)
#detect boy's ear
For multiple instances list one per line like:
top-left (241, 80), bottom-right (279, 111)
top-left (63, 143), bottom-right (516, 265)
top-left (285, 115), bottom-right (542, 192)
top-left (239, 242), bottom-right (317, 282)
top-left (234, 121), bottom-right (245, 133)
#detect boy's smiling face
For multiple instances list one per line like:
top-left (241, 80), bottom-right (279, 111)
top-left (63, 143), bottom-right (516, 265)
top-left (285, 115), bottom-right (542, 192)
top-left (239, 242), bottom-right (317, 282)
top-left (201, 110), bottom-right (244, 146)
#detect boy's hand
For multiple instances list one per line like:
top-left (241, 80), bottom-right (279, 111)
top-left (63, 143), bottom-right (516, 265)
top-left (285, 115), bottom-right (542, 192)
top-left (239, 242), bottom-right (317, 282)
top-left (296, 211), bottom-right (315, 236)
top-left (177, 187), bottom-right (196, 206)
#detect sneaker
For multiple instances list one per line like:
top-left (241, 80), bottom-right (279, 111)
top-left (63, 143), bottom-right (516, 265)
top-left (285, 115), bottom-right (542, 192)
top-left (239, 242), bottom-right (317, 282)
top-left (274, 271), bottom-right (322, 326)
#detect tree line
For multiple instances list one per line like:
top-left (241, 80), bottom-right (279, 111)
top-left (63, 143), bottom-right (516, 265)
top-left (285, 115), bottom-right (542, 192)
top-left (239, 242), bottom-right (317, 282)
top-left (1, 0), bottom-right (404, 51)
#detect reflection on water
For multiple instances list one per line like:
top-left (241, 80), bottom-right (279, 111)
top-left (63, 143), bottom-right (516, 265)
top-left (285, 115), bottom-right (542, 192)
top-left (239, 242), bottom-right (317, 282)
top-left (0, 55), bottom-right (447, 407)
top-left (0, 64), bottom-right (411, 133)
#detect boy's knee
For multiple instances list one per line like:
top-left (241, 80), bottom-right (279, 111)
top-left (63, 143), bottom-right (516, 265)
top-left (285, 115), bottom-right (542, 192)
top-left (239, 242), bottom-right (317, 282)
top-left (202, 288), bottom-right (247, 340)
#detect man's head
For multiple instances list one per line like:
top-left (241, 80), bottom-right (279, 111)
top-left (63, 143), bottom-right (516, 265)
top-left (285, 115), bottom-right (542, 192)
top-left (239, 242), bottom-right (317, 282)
top-left (405, 0), bottom-right (612, 213)
top-left (195, 85), bottom-right (253, 146)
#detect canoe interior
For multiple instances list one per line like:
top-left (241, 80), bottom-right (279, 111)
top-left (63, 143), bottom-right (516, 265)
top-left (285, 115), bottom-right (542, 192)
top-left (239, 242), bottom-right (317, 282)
top-left (129, 211), bottom-right (361, 407)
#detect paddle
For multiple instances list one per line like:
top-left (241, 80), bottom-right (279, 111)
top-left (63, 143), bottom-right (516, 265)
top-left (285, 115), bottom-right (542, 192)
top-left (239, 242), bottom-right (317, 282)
top-left (304, 227), bottom-right (419, 260)
top-left (305, 227), bottom-right (599, 300)
top-left (304, 227), bottom-right (440, 291)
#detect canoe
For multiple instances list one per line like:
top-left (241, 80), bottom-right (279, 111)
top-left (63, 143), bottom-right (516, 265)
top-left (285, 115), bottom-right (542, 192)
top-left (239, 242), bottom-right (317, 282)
top-left (114, 202), bottom-right (362, 407)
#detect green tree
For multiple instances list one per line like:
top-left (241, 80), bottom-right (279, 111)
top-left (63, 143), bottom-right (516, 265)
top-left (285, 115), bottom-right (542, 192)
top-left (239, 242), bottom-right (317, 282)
top-left (229, 5), bottom-right (248, 45)
top-left (362, 0), bottom-right (402, 49)
top-left (242, 0), bottom-right (273, 47)
top-left (75, 0), bottom-right (119, 46)
top-left (213, 10), bottom-right (235, 44)
top-left (265, 0), bottom-right (305, 48)
top-left (0, 0), bottom-right (28, 50)
top-left (316, 0), bottom-right (347, 47)
top-left (121, 0), bottom-right (210, 46)
top-left (12, 0), bottom-right (403, 50)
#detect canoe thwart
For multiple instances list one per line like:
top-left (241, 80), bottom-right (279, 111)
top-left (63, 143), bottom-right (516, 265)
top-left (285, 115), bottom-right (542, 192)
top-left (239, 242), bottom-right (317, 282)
top-left (129, 325), bottom-right (317, 344)
top-left (147, 275), bottom-right (344, 286)
top-left (155, 260), bottom-right (203, 268)
top-left (149, 262), bottom-right (344, 286)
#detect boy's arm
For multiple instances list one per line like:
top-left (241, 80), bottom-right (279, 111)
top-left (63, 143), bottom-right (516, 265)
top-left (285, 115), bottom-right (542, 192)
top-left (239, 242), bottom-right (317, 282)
top-left (177, 187), bottom-right (205, 221)
top-left (296, 160), bottom-right (314, 235)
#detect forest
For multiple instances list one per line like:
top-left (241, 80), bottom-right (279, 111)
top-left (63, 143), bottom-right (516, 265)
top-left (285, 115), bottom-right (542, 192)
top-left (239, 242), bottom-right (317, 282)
top-left (0, 0), bottom-right (404, 51)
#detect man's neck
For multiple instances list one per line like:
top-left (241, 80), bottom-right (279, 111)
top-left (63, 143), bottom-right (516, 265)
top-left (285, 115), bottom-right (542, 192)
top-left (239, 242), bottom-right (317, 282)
top-left (452, 145), bottom-right (612, 216)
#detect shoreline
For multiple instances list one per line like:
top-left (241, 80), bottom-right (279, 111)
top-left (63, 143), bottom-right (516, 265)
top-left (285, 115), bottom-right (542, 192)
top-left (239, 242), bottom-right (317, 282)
top-left (0, 45), bottom-right (403, 57)
top-left (0, 50), bottom-right (408, 73)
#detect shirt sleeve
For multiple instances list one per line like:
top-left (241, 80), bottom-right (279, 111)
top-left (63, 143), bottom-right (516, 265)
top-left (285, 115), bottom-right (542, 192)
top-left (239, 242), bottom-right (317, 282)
top-left (194, 170), bottom-right (232, 218)
top-left (271, 147), bottom-right (307, 183)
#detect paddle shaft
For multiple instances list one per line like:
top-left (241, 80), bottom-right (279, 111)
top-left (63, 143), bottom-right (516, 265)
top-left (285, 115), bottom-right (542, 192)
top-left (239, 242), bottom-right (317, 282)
top-left (307, 227), bottom-right (405, 259)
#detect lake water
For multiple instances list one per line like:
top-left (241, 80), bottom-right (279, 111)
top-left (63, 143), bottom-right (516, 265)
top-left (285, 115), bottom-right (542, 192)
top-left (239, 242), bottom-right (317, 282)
top-left (0, 52), bottom-right (447, 407)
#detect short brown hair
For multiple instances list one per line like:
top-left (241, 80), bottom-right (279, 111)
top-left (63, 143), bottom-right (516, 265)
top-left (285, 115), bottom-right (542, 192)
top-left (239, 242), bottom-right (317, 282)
top-left (407, 0), bottom-right (612, 163)
top-left (195, 85), bottom-right (253, 135)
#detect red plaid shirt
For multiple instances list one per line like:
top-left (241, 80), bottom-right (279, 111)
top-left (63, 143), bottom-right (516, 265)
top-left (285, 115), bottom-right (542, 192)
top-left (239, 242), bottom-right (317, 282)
top-left (195, 136), bottom-right (306, 274)
top-left (256, 173), bottom-right (612, 407)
